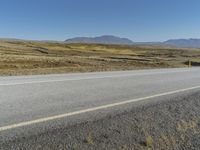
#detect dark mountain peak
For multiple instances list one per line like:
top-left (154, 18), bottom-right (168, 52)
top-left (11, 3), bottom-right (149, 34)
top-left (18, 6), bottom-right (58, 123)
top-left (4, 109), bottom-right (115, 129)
top-left (65, 35), bottom-right (134, 45)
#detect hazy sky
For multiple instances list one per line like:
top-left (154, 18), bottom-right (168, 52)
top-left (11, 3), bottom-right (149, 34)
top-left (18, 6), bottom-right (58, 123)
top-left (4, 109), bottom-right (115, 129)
top-left (0, 0), bottom-right (200, 42)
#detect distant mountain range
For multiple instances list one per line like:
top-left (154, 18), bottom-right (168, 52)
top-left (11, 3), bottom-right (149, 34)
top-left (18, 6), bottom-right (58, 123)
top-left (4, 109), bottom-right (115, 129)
top-left (65, 35), bottom-right (200, 48)
top-left (164, 39), bottom-right (200, 48)
top-left (1, 36), bottom-right (200, 48)
top-left (65, 35), bottom-right (134, 45)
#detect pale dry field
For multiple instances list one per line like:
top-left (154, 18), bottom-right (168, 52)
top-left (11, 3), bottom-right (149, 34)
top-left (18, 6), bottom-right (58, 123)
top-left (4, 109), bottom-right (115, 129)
top-left (0, 39), bottom-right (200, 76)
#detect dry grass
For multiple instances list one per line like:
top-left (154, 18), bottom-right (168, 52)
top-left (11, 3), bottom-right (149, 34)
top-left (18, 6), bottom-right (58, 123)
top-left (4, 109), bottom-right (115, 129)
top-left (145, 134), bottom-right (154, 148)
top-left (0, 39), bottom-right (200, 75)
top-left (84, 133), bottom-right (94, 145)
top-left (139, 118), bottom-right (200, 149)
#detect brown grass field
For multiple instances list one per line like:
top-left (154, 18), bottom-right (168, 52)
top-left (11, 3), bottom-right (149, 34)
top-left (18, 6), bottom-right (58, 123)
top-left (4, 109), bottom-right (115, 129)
top-left (0, 39), bottom-right (200, 76)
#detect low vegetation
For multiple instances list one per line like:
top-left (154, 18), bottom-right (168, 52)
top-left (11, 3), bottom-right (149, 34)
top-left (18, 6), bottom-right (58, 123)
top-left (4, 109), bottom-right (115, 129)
top-left (144, 132), bottom-right (154, 147)
top-left (0, 39), bottom-right (200, 75)
top-left (84, 132), bottom-right (94, 145)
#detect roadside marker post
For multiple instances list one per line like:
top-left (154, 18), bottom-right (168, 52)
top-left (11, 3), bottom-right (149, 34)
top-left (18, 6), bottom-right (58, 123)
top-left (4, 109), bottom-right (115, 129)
top-left (189, 60), bottom-right (191, 68)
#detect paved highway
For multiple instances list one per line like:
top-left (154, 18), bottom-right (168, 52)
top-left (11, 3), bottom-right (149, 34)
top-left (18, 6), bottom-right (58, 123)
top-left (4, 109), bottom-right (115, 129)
top-left (0, 68), bottom-right (200, 148)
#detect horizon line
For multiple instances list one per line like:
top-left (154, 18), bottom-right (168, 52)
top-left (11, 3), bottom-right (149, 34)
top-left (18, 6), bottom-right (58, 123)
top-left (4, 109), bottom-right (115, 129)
top-left (0, 36), bottom-right (200, 43)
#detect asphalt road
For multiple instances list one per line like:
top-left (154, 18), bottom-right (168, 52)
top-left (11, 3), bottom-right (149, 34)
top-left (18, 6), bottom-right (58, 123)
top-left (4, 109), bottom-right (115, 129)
top-left (1, 68), bottom-right (200, 148)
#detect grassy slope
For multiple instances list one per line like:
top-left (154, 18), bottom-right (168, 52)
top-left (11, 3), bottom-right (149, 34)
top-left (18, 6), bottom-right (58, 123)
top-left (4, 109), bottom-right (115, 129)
top-left (0, 40), bottom-right (200, 75)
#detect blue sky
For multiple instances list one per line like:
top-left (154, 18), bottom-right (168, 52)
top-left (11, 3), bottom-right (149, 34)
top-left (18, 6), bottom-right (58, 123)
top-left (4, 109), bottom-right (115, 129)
top-left (0, 0), bottom-right (200, 42)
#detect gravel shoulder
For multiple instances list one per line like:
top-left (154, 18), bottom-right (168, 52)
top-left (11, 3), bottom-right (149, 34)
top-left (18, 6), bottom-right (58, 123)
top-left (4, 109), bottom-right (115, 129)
top-left (1, 91), bottom-right (200, 150)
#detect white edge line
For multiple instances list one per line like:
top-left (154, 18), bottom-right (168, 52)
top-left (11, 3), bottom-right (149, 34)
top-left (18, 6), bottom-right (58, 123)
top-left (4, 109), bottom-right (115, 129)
top-left (0, 85), bottom-right (200, 132)
top-left (0, 70), bottom-right (192, 86)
